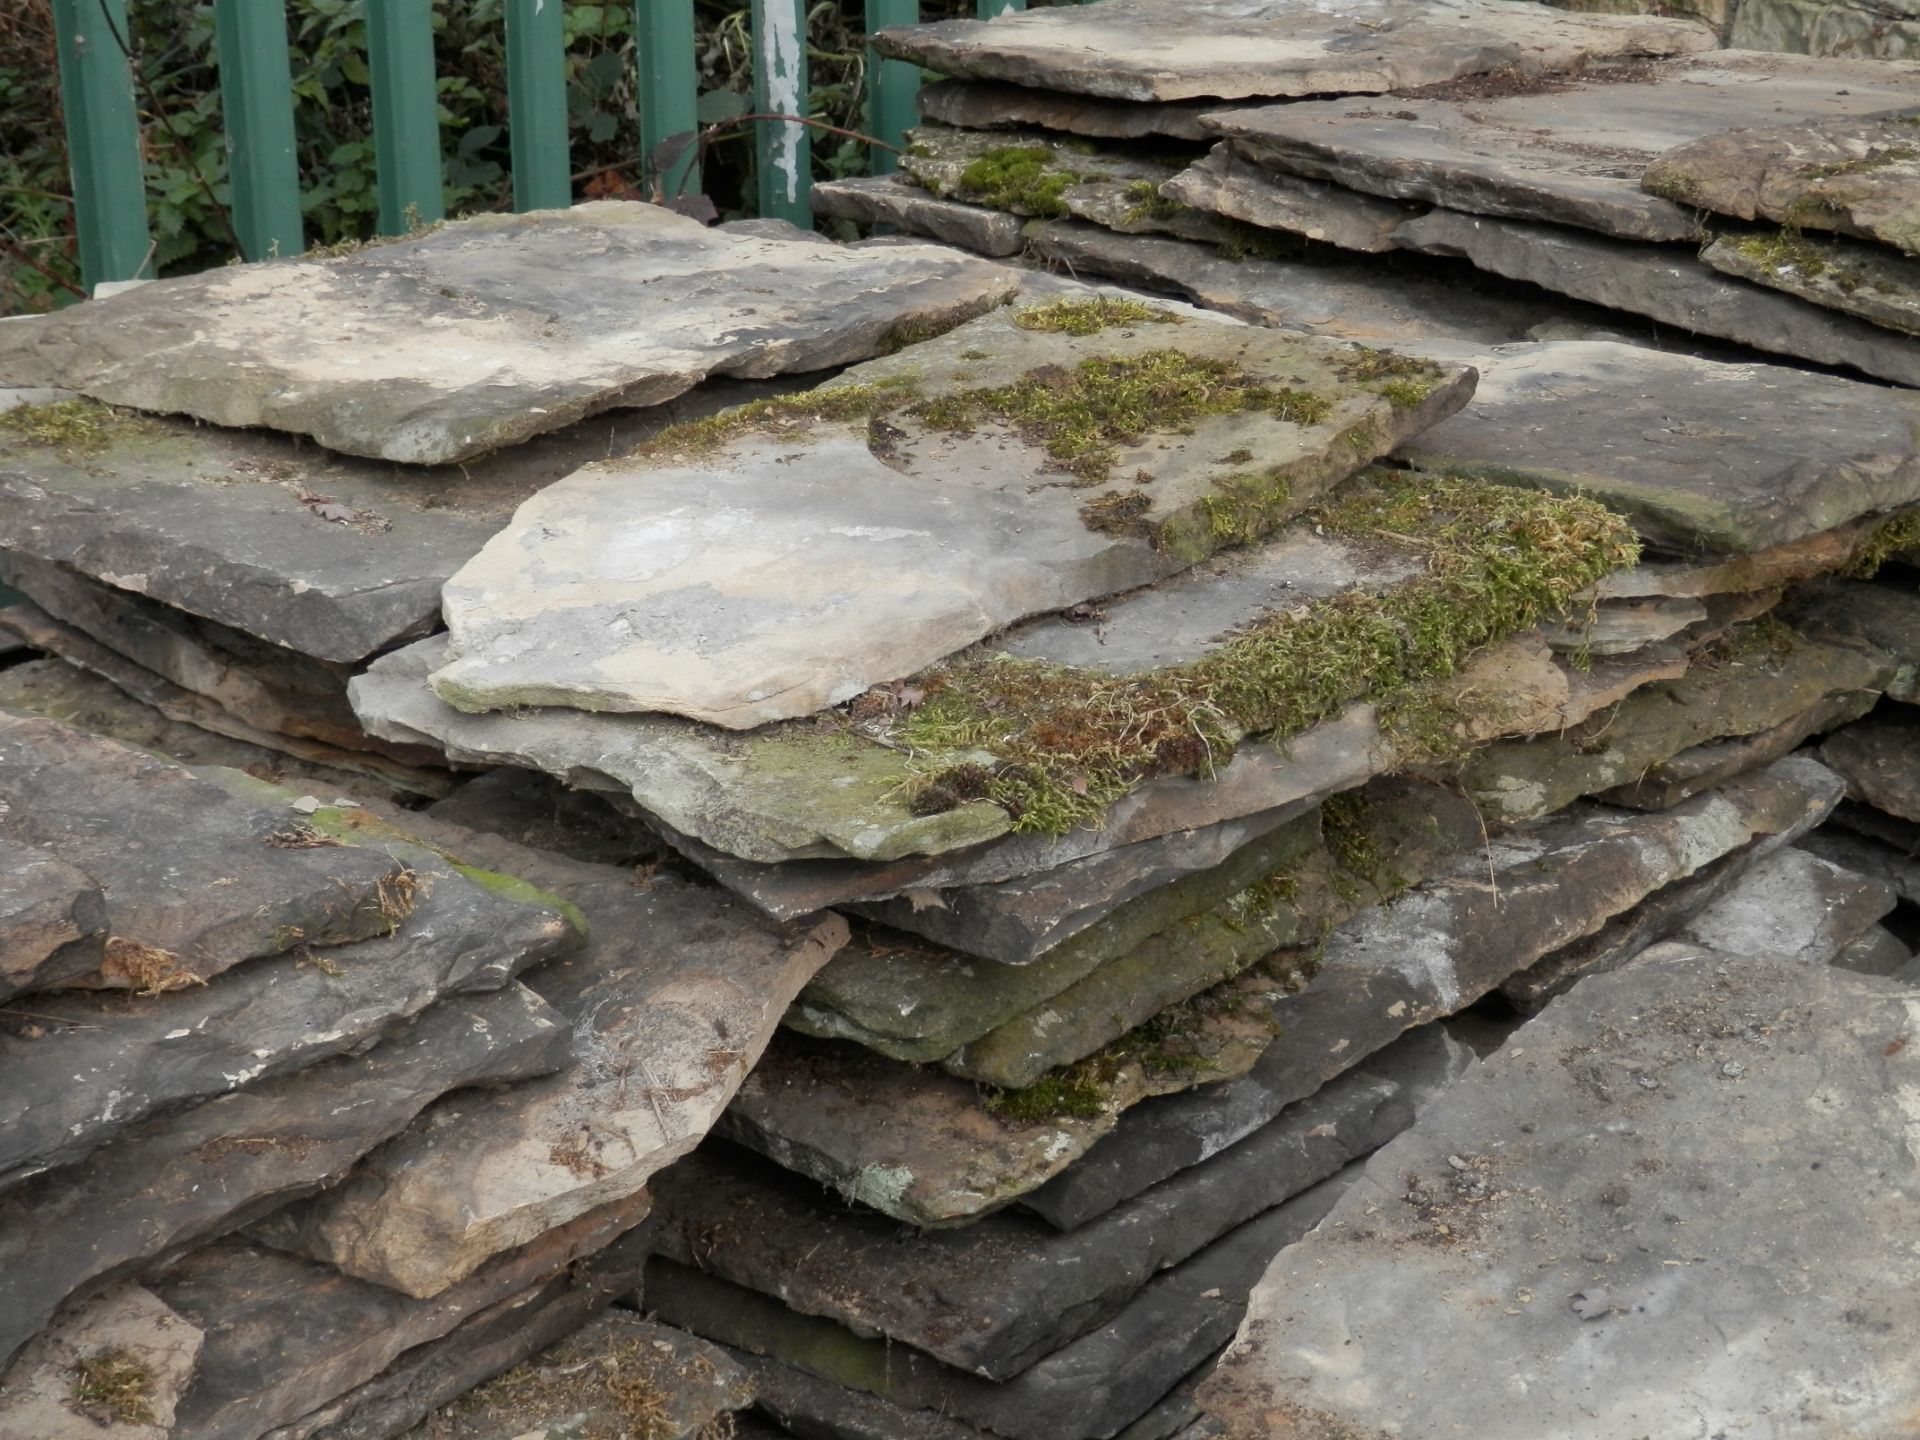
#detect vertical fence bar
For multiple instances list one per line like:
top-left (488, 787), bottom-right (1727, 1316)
top-left (213, 0), bottom-right (304, 260)
top-left (864, 0), bottom-right (918, 174)
top-left (636, 0), bottom-right (700, 199)
top-left (978, 0), bottom-right (1026, 15)
top-left (51, 0), bottom-right (152, 290)
top-left (366, 0), bottom-right (443, 235)
top-left (751, 0), bottom-right (811, 227)
top-left (506, 0), bottom-right (571, 211)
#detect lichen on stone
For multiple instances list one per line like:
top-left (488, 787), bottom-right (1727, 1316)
top-left (0, 398), bottom-right (123, 451)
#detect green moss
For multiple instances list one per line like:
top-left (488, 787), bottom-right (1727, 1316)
top-left (628, 378), bottom-right (923, 461)
top-left (955, 145), bottom-right (1083, 217)
top-left (69, 1349), bottom-right (157, 1426)
top-left (1216, 219), bottom-right (1308, 264)
top-left (1012, 295), bottom-right (1181, 336)
top-left (1122, 178), bottom-right (1197, 225)
top-left (1335, 346), bottom-right (1451, 410)
top-left (897, 471), bottom-right (1639, 833)
top-left (0, 398), bottom-right (120, 451)
top-left (1727, 229), bottom-right (1865, 293)
top-left (1797, 145), bottom-right (1916, 181)
top-left (1642, 167), bottom-right (1703, 206)
top-left (879, 313), bottom-right (974, 355)
top-left (984, 1066), bottom-right (1110, 1122)
top-left (1845, 507), bottom-right (1920, 577)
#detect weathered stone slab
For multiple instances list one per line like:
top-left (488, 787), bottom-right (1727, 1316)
top-left (1644, 108), bottom-right (1920, 255)
top-left (0, 984), bottom-right (568, 1371)
top-left (1597, 688), bottom-right (1874, 810)
top-left (1540, 595), bottom-right (1705, 656)
top-left (0, 204), bottom-right (1017, 465)
top-left (0, 778), bottom-right (581, 1190)
top-left (872, 0), bottom-right (1711, 104)
top-left (1834, 924), bottom-right (1916, 976)
top-left (1206, 53), bottom-right (1920, 243)
top-left (1819, 704), bottom-right (1920, 821)
top-left (1395, 208), bottom-right (1920, 388)
top-left (252, 822), bottom-right (846, 1299)
top-left (0, 1285), bottom-right (203, 1440)
top-left (1194, 942), bottom-right (1920, 1440)
top-left (1705, 230), bottom-right (1920, 336)
top-left (1729, 0), bottom-right (1920, 61)
top-left (1674, 846), bottom-right (1897, 964)
top-left (429, 299), bottom-right (1475, 726)
top-left (1591, 515), bottom-right (1899, 602)
top-left (0, 717), bottom-right (411, 990)
top-left (813, 174), bottom-right (1026, 255)
top-left (426, 766), bottom-right (662, 870)
top-left (0, 835), bottom-right (105, 1002)
top-left (722, 765), bottom-right (1823, 1227)
top-left (738, 1351), bottom-right (994, 1440)
top-left (1162, 144), bottom-right (1417, 254)
top-left (1399, 340), bottom-right (1920, 553)
top-left (647, 1170), bottom-right (1357, 1440)
top-left (658, 1061), bottom-right (1407, 1379)
top-left (918, 77), bottom-right (1214, 143)
top-left (1788, 579), bottom-right (1920, 702)
top-left (1798, 825), bottom-right (1920, 906)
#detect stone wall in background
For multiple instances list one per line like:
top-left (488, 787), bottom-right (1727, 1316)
top-left (1547, 0), bottom-right (1919, 58)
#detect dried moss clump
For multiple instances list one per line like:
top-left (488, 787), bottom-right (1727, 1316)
top-left (0, 398), bottom-right (118, 451)
top-left (1012, 295), bottom-right (1182, 336)
top-left (956, 145), bottom-right (1083, 217)
top-left (1845, 507), bottom-right (1920, 577)
top-left (900, 471), bottom-right (1638, 833)
top-left (1335, 347), bottom-right (1452, 410)
top-left (69, 1348), bottom-right (158, 1426)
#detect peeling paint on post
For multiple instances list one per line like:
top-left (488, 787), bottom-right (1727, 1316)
top-left (752, 0), bottom-right (811, 228)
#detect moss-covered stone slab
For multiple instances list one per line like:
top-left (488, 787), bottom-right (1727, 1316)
top-left (0, 837), bottom-right (104, 1003)
top-left (1644, 109), bottom-right (1920, 256)
top-left (1398, 340), bottom-right (1920, 553)
top-left (1162, 144), bottom-right (1418, 254)
top-left (918, 77), bottom-right (1215, 143)
top-left (430, 300), bottom-right (1473, 727)
top-left (250, 818), bottom-right (846, 1300)
top-left (1704, 230), bottom-right (1920, 336)
top-left (0, 1284), bottom-right (202, 1440)
top-left (0, 717), bottom-right (415, 991)
top-left (0, 204), bottom-right (1017, 465)
top-left (1819, 704), bottom-right (1920, 823)
top-left (1205, 53), bottom-right (1920, 244)
top-left (813, 174), bottom-right (1027, 255)
top-left (1195, 942), bottom-right (1920, 1440)
top-left (1395, 209), bottom-right (1920, 388)
top-left (872, 0), bottom-right (1711, 104)
top-left (0, 983), bottom-right (568, 1372)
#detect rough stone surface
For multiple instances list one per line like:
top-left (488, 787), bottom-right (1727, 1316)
top-left (1704, 231), bottom-right (1920, 336)
top-left (0, 1285), bottom-right (203, 1440)
top-left (1395, 208), bottom-right (1920, 388)
top-left (1195, 942), bottom-right (1920, 1440)
top-left (0, 984), bottom-right (568, 1371)
top-left (0, 204), bottom-right (1017, 465)
top-left (1675, 846), bottom-right (1898, 964)
top-left (1644, 108), bottom-right (1920, 255)
top-left (1788, 579), bottom-right (1920, 702)
top-left (1206, 52), bottom-right (1920, 243)
top-left (1833, 924), bottom-right (1916, 977)
top-left (1819, 704), bottom-right (1920, 822)
top-left (1596, 689), bottom-right (1874, 810)
top-left (424, 766), bottom-right (660, 870)
top-left (1799, 824), bottom-right (1920, 906)
top-left (1730, 0), bottom-right (1920, 60)
top-left (0, 716), bottom-right (411, 989)
top-left (1399, 339), bottom-right (1920, 553)
top-left (251, 826), bottom-right (846, 1299)
top-left (736, 1351), bottom-right (994, 1440)
top-left (0, 835), bottom-right (105, 1002)
top-left (812, 174), bottom-right (1026, 255)
top-left (918, 77), bottom-right (1215, 142)
top-left (1163, 144), bottom-right (1418, 253)
top-left (427, 300), bottom-right (1474, 726)
top-left (872, 0), bottom-right (1712, 103)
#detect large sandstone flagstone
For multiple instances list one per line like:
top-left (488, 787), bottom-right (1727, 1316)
top-left (1195, 942), bottom-right (1920, 1439)
top-left (0, 1285), bottom-right (203, 1440)
top-left (251, 820), bottom-right (846, 1299)
top-left (0, 983), bottom-right (568, 1371)
top-left (1396, 339), bottom-right (1920, 553)
top-left (1704, 230), bottom-right (1920, 336)
top-left (1205, 52), bottom-right (1920, 244)
top-left (872, 0), bottom-right (1711, 104)
top-left (1819, 704), bottom-right (1920, 822)
top-left (427, 300), bottom-right (1475, 726)
top-left (0, 717), bottom-right (411, 990)
top-left (1395, 208), bottom-right (1920, 388)
top-left (1162, 144), bottom-right (1418, 254)
top-left (0, 204), bottom-right (1017, 465)
top-left (0, 836), bottom-right (104, 1001)
top-left (1644, 108), bottom-right (1920, 255)
top-left (917, 77), bottom-right (1215, 143)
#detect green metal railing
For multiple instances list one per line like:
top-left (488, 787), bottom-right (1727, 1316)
top-left (52, 0), bottom-right (1097, 294)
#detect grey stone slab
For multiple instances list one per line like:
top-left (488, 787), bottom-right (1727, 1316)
top-left (1163, 144), bottom-right (1418, 254)
top-left (1539, 595), bottom-right (1706, 656)
top-left (645, 1170), bottom-right (1358, 1440)
top-left (1729, 0), bottom-right (1920, 61)
top-left (1394, 208), bottom-right (1920, 388)
top-left (1399, 339), bottom-right (1920, 554)
top-left (1644, 108), bottom-right (1920, 255)
top-left (1591, 516), bottom-right (1900, 602)
top-left (1206, 52), bottom-right (1920, 243)
top-left (0, 204), bottom-right (1017, 465)
top-left (251, 820), bottom-right (847, 1299)
top-left (0, 1284), bottom-right (203, 1440)
top-left (1705, 231), bottom-right (1920, 337)
top-left (0, 983), bottom-right (569, 1372)
top-left (657, 1062), bottom-right (1406, 1380)
top-left (1819, 704), bottom-right (1920, 822)
top-left (1833, 923), bottom-right (1915, 976)
top-left (0, 716), bottom-right (412, 991)
top-left (428, 300), bottom-right (1474, 726)
top-left (1674, 845), bottom-right (1898, 964)
top-left (1023, 1023), bottom-right (1476, 1231)
top-left (736, 1351), bottom-right (995, 1440)
top-left (872, 0), bottom-right (1712, 103)
top-left (1597, 688), bottom-right (1874, 810)
top-left (0, 776), bottom-right (581, 1191)
top-left (1786, 579), bottom-right (1920, 702)
top-left (918, 77), bottom-right (1214, 143)
top-left (1194, 942), bottom-right (1920, 1440)
top-left (0, 835), bottom-right (105, 1002)
top-left (1797, 825), bottom-right (1920, 905)
top-left (721, 764), bottom-right (1825, 1227)
top-left (152, 1196), bottom-right (652, 1440)
top-left (811, 174), bottom-right (1026, 256)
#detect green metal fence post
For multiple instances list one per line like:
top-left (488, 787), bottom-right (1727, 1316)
top-left (635, 0), bottom-right (700, 200)
top-left (978, 0), bottom-right (1027, 14)
top-left (51, 0), bottom-right (152, 290)
top-left (751, 0), bottom-right (811, 227)
top-left (213, 0), bottom-right (305, 260)
top-left (505, 0), bottom-right (571, 211)
top-left (865, 0), bottom-right (918, 174)
top-left (366, 0), bottom-right (443, 235)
